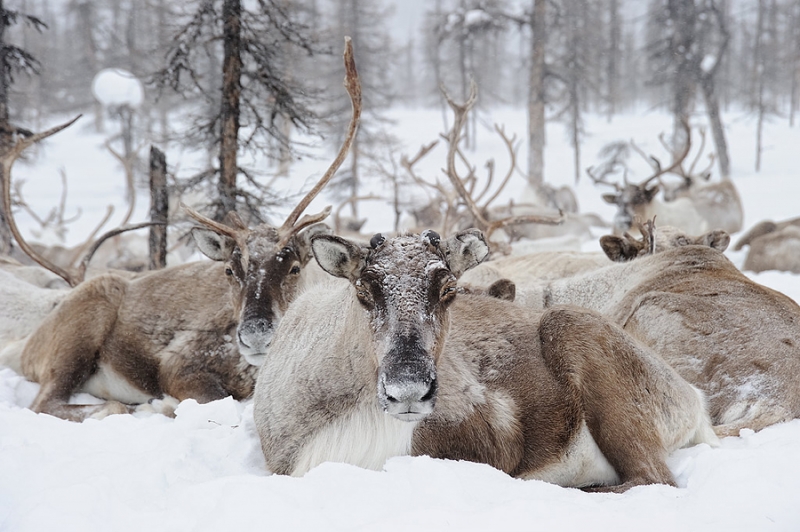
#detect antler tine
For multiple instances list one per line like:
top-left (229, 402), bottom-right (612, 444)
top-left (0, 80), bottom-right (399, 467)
top-left (183, 204), bottom-right (243, 241)
top-left (1, 115), bottom-right (83, 287)
top-left (481, 123), bottom-right (518, 208)
top-left (277, 36), bottom-right (361, 247)
top-left (440, 80), bottom-right (490, 230)
top-left (640, 119), bottom-right (692, 188)
top-left (586, 165), bottom-right (622, 191)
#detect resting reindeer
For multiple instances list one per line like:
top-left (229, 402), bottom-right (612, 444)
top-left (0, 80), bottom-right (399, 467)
top-left (590, 120), bottom-right (743, 236)
top-left (253, 230), bottom-right (717, 492)
top-left (0, 38), bottom-right (361, 422)
top-left (459, 221), bottom-right (730, 293)
top-left (463, 233), bottom-right (800, 436)
top-left (733, 216), bottom-right (800, 274)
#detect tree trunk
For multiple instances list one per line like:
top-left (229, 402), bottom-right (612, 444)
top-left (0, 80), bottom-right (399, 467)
top-left (148, 146), bottom-right (168, 270)
top-left (527, 0), bottom-right (546, 188)
top-left (0, 0), bottom-right (13, 254)
top-left (754, 0), bottom-right (766, 172)
top-left (216, 0), bottom-right (242, 221)
top-left (671, 0), bottom-right (697, 150)
top-left (607, 0), bottom-right (620, 121)
top-left (700, 78), bottom-right (731, 179)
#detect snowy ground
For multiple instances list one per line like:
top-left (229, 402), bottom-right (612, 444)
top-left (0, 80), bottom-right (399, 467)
top-left (2, 105), bottom-right (800, 531)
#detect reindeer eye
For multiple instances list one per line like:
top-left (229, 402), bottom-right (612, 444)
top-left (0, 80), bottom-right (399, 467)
top-left (290, 265), bottom-right (301, 274)
top-left (441, 284), bottom-right (457, 301)
top-left (225, 267), bottom-right (233, 276)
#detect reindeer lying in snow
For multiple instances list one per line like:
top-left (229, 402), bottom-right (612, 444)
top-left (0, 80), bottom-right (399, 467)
top-left (0, 37), bottom-right (362, 422)
top-left (462, 228), bottom-right (800, 436)
top-left (733, 216), bottom-right (800, 274)
top-left (253, 230), bottom-right (717, 492)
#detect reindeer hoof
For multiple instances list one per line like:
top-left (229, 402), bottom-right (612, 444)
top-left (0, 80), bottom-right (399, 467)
top-left (89, 400), bottom-right (131, 420)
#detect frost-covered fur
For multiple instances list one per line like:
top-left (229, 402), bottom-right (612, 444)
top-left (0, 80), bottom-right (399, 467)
top-left (10, 223), bottom-right (329, 422)
top-left (254, 231), bottom-right (716, 492)
top-left (469, 245), bottom-right (800, 436)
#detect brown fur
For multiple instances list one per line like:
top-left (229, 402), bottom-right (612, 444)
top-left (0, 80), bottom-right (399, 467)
top-left (15, 221), bottom-right (327, 422)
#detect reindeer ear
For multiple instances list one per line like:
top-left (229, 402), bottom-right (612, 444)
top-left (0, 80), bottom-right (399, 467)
top-left (600, 234), bottom-right (642, 262)
top-left (644, 185), bottom-right (660, 201)
top-left (311, 234), bottom-right (367, 281)
top-left (192, 228), bottom-right (236, 261)
top-left (441, 229), bottom-right (489, 278)
top-left (601, 193), bottom-right (618, 204)
top-left (294, 223), bottom-right (333, 264)
top-left (487, 278), bottom-right (516, 302)
top-left (701, 229), bottom-right (730, 252)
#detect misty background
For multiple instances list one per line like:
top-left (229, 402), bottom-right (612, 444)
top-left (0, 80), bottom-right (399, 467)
top-left (0, 0), bottom-right (797, 252)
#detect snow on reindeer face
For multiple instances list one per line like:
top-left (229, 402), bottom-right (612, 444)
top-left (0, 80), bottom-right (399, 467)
top-left (355, 232), bottom-right (457, 420)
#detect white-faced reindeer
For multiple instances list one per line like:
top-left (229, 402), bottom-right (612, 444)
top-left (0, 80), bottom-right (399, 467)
top-left (590, 121), bottom-right (743, 236)
top-left (253, 230), bottom-right (716, 492)
top-left (1, 38), bottom-right (361, 422)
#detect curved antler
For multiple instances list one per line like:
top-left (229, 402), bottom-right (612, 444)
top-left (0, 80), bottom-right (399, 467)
top-left (276, 36), bottom-right (362, 248)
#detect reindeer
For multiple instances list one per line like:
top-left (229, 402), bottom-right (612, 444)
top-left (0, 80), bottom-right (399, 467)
top-left (740, 224), bottom-right (800, 274)
top-left (462, 236), bottom-right (800, 437)
top-left (0, 38), bottom-right (361, 422)
top-left (459, 220), bottom-right (730, 294)
top-left (733, 215), bottom-right (800, 273)
top-left (590, 120), bottom-right (743, 236)
top-left (253, 229), bottom-right (717, 492)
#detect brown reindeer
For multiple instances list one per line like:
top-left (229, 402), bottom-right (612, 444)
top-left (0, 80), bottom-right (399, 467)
top-left (253, 230), bottom-right (717, 492)
top-left (461, 236), bottom-right (800, 437)
top-left (2, 38), bottom-right (361, 422)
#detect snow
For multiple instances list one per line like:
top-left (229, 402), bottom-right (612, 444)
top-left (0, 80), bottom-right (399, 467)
top-left (3, 105), bottom-right (800, 531)
top-left (91, 68), bottom-right (145, 108)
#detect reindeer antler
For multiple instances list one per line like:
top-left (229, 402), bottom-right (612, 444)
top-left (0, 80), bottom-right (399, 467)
top-left (276, 36), bottom-right (361, 248)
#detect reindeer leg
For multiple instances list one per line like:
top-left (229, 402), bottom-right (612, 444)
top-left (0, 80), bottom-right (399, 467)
top-left (538, 306), bottom-right (715, 491)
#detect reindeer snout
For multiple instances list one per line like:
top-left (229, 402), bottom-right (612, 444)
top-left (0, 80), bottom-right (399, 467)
top-left (379, 358), bottom-right (438, 422)
top-left (237, 318), bottom-right (273, 359)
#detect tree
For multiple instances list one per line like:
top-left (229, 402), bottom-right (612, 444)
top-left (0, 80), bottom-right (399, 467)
top-left (0, 0), bottom-right (46, 254)
top-left (153, 0), bottom-right (321, 221)
top-left (647, 0), bottom-right (732, 179)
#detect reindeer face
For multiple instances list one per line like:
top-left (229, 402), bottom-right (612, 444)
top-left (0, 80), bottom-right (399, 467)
top-left (602, 184), bottom-right (660, 233)
top-left (193, 223), bottom-right (326, 366)
top-left (312, 229), bottom-right (489, 422)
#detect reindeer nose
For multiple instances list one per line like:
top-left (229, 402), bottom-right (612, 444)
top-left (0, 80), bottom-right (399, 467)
top-left (380, 367), bottom-right (438, 422)
top-left (237, 318), bottom-right (273, 354)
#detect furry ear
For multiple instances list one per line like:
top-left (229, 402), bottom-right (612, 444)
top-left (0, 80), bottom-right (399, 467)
top-left (602, 193), bottom-right (619, 205)
top-left (643, 185), bottom-right (660, 202)
top-left (294, 223), bottom-right (333, 264)
top-left (311, 234), bottom-right (367, 282)
top-left (600, 234), bottom-right (642, 262)
top-left (701, 229), bottom-right (730, 252)
top-left (441, 229), bottom-right (489, 278)
top-left (487, 278), bottom-right (516, 302)
top-left (192, 228), bottom-right (236, 261)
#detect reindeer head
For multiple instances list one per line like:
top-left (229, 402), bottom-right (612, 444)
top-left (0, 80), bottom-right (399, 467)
top-left (312, 229), bottom-right (489, 422)
top-left (601, 183), bottom-right (660, 234)
top-left (191, 211), bottom-right (331, 365)
top-left (600, 219), bottom-right (730, 262)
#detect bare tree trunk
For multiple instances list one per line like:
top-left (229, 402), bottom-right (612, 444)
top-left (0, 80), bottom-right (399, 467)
top-left (148, 146), bottom-right (168, 270)
top-left (790, 0), bottom-right (800, 127)
top-left (216, 0), bottom-right (242, 220)
top-left (0, 0), bottom-right (13, 254)
top-left (672, 0), bottom-right (696, 150)
top-left (607, 0), bottom-right (620, 121)
top-left (527, 0), bottom-right (546, 187)
top-left (700, 78), bottom-right (731, 179)
top-left (754, 0), bottom-right (766, 172)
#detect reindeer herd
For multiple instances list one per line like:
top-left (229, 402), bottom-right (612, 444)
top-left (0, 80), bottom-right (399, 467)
top-left (2, 39), bottom-right (800, 494)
